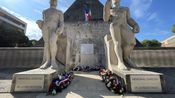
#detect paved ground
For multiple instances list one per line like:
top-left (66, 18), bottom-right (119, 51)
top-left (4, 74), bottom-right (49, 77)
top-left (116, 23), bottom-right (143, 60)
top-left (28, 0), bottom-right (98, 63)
top-left (0, 68), bottom-right (175, 98)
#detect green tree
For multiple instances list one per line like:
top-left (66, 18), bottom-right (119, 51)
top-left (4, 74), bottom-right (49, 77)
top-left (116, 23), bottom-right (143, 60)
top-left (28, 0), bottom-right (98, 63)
top-left (0, 23), bottom-right (30, 47)
top-left (141, 40), bottom-right (161, 47)
top-left (172, 24), bottom-right (175, 33)
top-left (29, 40), bottom-right (38, 47)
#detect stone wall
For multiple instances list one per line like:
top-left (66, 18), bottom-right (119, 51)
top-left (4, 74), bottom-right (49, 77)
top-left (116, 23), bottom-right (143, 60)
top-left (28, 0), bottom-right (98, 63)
top-left (35, 22), bottom-right (110, 67)
top-left (0, 47), bottom-right (43, 68)
top-left (131, 48), bottom-right (175, 67)
top-left (65, 22), bottom-right (109, 67)
top-left (1, 22), bottom-right (175, 69)
top-left (35, 21), bottom-right (141, 67)
top-left (1, 48), bottom-right (175, 69)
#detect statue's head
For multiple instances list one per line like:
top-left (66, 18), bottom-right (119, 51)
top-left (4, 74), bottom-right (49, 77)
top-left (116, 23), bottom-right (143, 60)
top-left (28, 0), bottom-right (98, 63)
top-left (50, 0), bottom-right (57, 8)
top-left (112, 0), bottom-right (120, 7)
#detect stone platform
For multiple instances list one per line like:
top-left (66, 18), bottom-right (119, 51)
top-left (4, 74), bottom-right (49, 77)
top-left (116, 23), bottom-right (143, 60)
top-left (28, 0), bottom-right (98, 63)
top-left (11, 68), bottom-right (57, 92)
top-left (113, 69), bottom-right (165, 93)
top-left (0, 69), bottom-right (175, 98)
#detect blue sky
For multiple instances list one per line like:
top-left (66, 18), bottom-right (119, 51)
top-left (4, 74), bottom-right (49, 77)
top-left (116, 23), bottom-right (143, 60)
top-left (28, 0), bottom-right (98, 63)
top-left (0, 0), bottom-right (175, 42)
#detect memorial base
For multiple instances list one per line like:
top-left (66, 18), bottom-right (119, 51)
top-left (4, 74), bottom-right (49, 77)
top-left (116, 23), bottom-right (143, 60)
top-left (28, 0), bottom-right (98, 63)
top-left (113, 68), bottom-right (166, 93)
top-left (11, 68), bottom-right (57, 92)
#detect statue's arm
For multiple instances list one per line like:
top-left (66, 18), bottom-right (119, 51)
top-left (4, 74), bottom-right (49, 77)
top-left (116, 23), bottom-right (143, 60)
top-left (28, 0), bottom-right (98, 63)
top-left (103, 0), bottom-right (112, 22)
top-left (36, 20), bottom-right (43, 29)
top-left (36, 11), bottom-right (44, 29)
top-left (126, 7), bottom-right (140, 33)
top-left (56, 12), bottom-right (64, 35)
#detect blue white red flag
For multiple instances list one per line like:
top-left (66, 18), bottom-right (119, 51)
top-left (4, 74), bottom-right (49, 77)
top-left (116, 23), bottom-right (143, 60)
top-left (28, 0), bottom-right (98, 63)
top-left (84, 4), bottom-right (92, 21)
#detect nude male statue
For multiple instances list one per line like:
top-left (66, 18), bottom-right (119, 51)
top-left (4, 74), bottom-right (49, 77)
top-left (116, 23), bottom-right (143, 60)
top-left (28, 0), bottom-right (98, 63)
top-left (36, 0), bottom-right (64, 71)
top-left (104, 0), bottom-right (140, 70)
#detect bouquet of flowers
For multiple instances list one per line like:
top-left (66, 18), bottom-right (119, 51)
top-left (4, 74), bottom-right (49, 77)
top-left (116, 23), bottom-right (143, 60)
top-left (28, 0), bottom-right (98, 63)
top-left (47, 72), bottom-right (74, 95)
top-left (99, 69), bottom-right (126, 95)
top-left (73, 65), bottom-right (105, 72)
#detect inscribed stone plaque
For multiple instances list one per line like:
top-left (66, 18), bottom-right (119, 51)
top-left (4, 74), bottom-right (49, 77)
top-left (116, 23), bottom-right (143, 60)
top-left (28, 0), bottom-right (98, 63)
top-left (15, 75), bottom-right (44, 92)
top-left (81, 44), bottom-right (94, 54)
top-left (130, 75), bottom-right (162, 92)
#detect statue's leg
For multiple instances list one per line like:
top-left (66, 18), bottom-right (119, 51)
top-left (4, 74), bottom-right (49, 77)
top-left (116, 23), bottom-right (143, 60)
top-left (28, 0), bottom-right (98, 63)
top-left (49, 33), bottom-right (59, 70)
top-left (110, 23), bottom-right (127, 70)
top-left (123, 44), bottom-right (137, 68)
top-left (40, 29), bottom-right (51, 69)
top-left (41, 47), bottom-right (46, 64)
top-left (122, 28), bottom-right (137, 68)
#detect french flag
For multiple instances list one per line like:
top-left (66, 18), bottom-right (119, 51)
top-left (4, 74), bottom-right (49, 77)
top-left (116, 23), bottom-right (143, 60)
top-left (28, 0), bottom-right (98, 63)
top-left (84, 4), bottom-right (92, 21)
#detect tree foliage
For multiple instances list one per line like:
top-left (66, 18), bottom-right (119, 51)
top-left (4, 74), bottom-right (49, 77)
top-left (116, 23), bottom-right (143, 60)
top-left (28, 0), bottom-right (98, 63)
top-left (141, 40), bottom-right (161, 47)
top-left (172, 24), bottom-right (175, 33)
top-left (0, 24), bottom-right (30, 47)
top-left (29, 40), bottom-right (38, 47)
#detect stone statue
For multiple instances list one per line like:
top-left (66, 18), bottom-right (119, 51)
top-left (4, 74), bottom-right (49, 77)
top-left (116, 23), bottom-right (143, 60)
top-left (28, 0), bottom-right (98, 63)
top-left (104, 0), bottom-right (140, 70)
top-left (36, 0), bottom-right (64, 71)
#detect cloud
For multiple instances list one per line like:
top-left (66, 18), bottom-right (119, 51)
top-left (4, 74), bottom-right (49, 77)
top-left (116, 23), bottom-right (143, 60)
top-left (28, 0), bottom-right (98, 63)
top-left (19, 16), bottom-right (42, 40)
top-left (147, 12), bottom-right (162, 25)
top-left (147, 13), bottom-right (157, 21)
top-left (144, 28), bottom-right (169, 36)
top-left (32, 0), bottom-right (48, 6)
top-left (130, 0), bottom-right (153, 18)
top-left (3, 0), bottom-right (23, 3)
top-left (1, 7), bottom-right (42, 40)
top-left (137, 29), bottom-right (171, 42)
top-left (154, 30), bottom-right (170, 36)
top-left (34, 9), bottom-right (42, 15)
top-left (58, 0), bottom-right (75, 12)
top-left (32, 0), bottom-right (73, 12)
top-left (129, 0), bottom-right (162, 26)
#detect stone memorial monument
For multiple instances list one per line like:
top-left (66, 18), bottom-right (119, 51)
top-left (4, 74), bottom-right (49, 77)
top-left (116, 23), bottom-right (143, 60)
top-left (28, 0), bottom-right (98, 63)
top-left (11, 0), bottom-right (65, 92)
top-left (36, 0), bottom-right (65, 72)
top-left (104, 0), bottom-right (166, 93)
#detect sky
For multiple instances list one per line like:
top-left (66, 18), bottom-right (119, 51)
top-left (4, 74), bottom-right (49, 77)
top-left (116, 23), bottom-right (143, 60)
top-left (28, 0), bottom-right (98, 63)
top-left (0, 0), bottom-right (175, 42)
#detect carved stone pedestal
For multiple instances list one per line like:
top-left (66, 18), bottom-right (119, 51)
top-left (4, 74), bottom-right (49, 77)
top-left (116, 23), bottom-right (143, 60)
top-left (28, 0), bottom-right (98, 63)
top-left (113, 69), bottom-right (166, 93)
top-left (104, 34), bottom-right (166, 93)
top-left (11, 68), bottom-right (57, 92)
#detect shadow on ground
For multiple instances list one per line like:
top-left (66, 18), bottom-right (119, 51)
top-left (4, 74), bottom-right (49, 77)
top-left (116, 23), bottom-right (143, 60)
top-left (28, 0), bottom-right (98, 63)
top-left (0, 68), bottom-right (175, 98)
